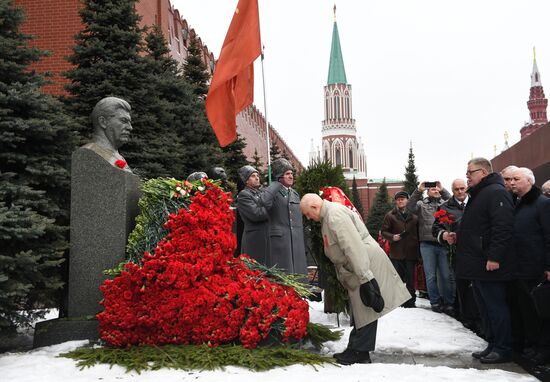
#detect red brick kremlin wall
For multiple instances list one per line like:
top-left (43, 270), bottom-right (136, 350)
top-left (15, 0), bottom-right (82, 94)
top-left (14, 0), bottom-right (303, 170)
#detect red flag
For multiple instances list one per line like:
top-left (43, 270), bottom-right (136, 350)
top-left (205, 0), bottom-right (261, 147)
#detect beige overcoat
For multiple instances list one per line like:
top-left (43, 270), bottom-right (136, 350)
top-left (320, 200), bottom-right (411, 329)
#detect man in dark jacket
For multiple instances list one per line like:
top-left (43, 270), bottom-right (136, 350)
top-left (381, 191), bottom-right (420, 307)
top-left (267, 158), bottom-right (307, 275)
top-left (509, 167), bottom-right (550, 365)
top-left (407, 181), bottom-right (452, 313)
top-left (433, 179), bottom-right (480, 326)
top-left (236, 165), bottom-right (282, 265)
top-left (456, 157), bottom-right (516, 364)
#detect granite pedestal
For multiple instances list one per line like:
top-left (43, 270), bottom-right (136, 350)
top-left (33, 147), bottom-right (141, 348)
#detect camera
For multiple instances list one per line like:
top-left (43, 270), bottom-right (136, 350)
top-left (424, 181), bottom-right (437, 188)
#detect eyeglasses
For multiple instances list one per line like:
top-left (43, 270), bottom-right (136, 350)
top-left (466, 168), bottom-right (483, 176)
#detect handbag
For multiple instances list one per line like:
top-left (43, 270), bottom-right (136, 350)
top-left (531, 277), bottom-right (550, 319)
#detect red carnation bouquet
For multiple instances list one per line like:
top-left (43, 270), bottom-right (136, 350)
top-left (434, 209), bottom-right (457, 261)
top-left (98, 182), bottom-right (309, 349)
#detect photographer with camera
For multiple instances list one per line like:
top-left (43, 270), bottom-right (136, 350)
top-left (407, 181), bottom-right (453, 314)
top-left (381, 191), bottom-right (421, 308)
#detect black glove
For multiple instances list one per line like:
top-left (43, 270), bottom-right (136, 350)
top-left (359, 279), bottom-right (385, 313)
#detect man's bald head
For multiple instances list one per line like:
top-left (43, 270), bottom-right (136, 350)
top-left (300, 193), bottom-right (323, 221)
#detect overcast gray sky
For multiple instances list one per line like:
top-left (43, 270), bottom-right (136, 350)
top-left (173, 0), bottom-right (550, 188)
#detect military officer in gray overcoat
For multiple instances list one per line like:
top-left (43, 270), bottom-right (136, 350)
top-left (268, 158), bottom-right (307, 275)
top-left (236, 165), bottom-right (282, 265)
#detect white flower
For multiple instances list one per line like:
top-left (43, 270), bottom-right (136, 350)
top-left (198, 186), bottom-right (205, 191)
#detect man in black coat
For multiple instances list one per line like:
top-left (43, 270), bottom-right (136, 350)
top-left (509, 167), bottom-right (550, 365)
top-left (456, 157), bottom-right (516, 364)
top-left (433, 179), bottom-right (480, 326)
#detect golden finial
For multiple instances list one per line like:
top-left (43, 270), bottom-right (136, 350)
top-left (504, 131), bottom-right (509, 141)
top-left (534, 46), bottom-right (537, 59)
top-left (333, 4), bottom-right (336, 22)
top-left (493, 145), bottom-right (497, 157)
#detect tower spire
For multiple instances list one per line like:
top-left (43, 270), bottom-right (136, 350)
top-left (531, 46), bottom-right (542, 87)
top-left (521, 47), bottom-right (548, 139)
top-left (327, 6), bottom-right (347, 85)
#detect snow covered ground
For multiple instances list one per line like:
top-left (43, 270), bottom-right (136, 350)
top-left (0, 298), bottom-right (537, 382)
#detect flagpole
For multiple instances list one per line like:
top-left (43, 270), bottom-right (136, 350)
top-left (257, 0), bottom-right (271, 184)
top-left (260, 48), bottom-right (272, 184)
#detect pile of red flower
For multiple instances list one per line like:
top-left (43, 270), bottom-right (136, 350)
top-left (97, 182), bottom-right (309, 348)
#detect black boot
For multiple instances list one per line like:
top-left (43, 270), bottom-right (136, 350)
top-left (333, 348), bottom-right (354, 360)
top-left (472, 345), bottom-right (492, 359)
top-left (336, 349), bottom-right (371, 365)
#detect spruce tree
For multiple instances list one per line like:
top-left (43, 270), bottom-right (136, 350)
top-left (140, 25), bottom-right (224, 179)
top-left (64, 0), bottom-right (147, 143)
top-left (249, 148), bottom-right (266, 183)
top-left (351, 176), bottom-right (365, 218)
top-left (0, 0), bottom-right (76, 335)
top-left (270, 141), bottom-right (282, 161)
top-left (366, 178), bottom-right (393, 238)
top-left (65, 2), bottom-right (224, 180)
top-left (403, 142), bottom-right (419, 195)
top-left (221, 134), bottom-right (249, 185)
top-left (182, 32), bottom-right (209, 98)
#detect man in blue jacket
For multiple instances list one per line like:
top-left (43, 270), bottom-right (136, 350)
top-left (456, 157), bottom-right (516, 364)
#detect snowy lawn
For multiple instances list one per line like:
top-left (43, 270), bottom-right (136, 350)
top-left (0, 298), bottom-right (537, 382)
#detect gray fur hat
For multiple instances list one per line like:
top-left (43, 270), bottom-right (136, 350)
top-left (238, 165), bottom-right (258, 183)
top-left (186, 171), bottom-right (208, 182)
top-left (272, 158), bottom-right (293, 180)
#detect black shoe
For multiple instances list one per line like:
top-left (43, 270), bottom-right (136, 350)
top-left (431, 304), bottom-right (442, 313)
top-left (532, 349), bottom-right (550, 365)
top-left (521, 347), bottom-right (537, 359)
top-left (472, 346), bottom-right (492, 359)
top-left (336, 350), bottom-right (371, 365)
top-left (441, 305), bottom-right (455, 316)
top-left (480, 351), bottom-right (512, 364)
top-left (333, 347), bottom-right (354, 360)
top-left (402, 300), bottom-right (416, 308)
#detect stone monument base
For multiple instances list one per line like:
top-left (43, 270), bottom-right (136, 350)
top-left (33, 318), bottom-right (99, 348)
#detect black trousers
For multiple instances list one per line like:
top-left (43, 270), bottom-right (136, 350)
top-left (472, 280), bottom-right (513, 355)
top-left (508, 279), bottom-right (550, 350)
top-left (347, 319), bottom-right (378, 352)
top-left (391, 259), bottom-right (417, 305)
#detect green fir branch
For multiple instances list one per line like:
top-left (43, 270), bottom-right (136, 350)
top-left (306, 322), bottom-right (343, 350)
top-left (240, 257), bottom-right (314, 298)
top-left (60, 343), bottom-right (336, 373)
